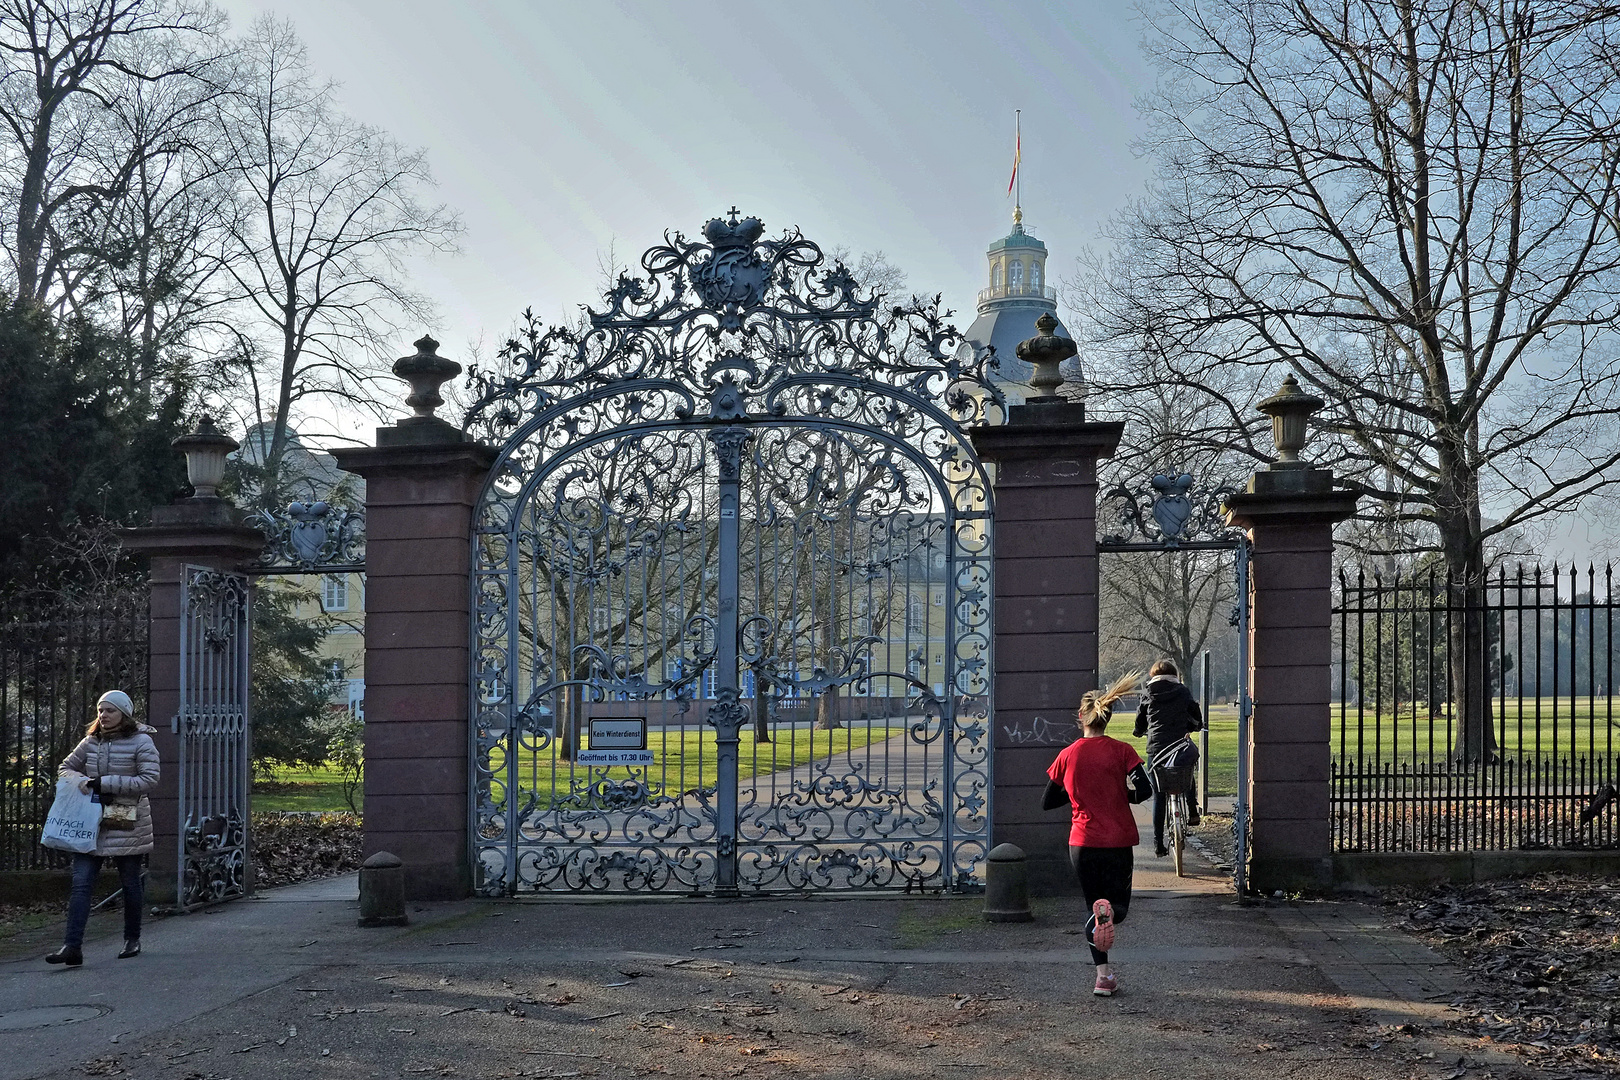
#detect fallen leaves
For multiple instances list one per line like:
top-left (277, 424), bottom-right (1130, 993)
top-left (1389, 872), bottom-right (1620, 1070)
top-left (249, 812), bottom-right (362, 889)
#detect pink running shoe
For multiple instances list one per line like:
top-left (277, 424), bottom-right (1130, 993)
top-left (1093, 973), bottom-right (1118, 997)
top-left (1091, 899), bottom-right (1116, 952)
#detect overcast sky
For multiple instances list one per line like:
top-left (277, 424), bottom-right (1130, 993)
top-left (208, 1), bottom-right (1617, 561)
top-left (216, 0), bottom-right (1156, 401)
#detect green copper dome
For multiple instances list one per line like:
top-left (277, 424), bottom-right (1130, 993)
top-left (986, 222), bottom-right (1047, 253)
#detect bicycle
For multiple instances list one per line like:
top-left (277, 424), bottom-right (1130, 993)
top-left (1151, 738), bottom-right (1198, 878)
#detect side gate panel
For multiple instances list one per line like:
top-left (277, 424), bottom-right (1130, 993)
top-left (176, 565), bottom-right (251, 909)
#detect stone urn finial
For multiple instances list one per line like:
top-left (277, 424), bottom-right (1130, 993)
top-left (393, 335), bottom-right (461, 421)
top-left (1255, 372), bottom-right (1324, 467)
top-left (171, 415), bottom-right (239, 499)
top-left (1015, 312), bottom-right (1078, 403)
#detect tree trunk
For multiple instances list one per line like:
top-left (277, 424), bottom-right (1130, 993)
top-left (752, 674), bottom-right (771, 743)
top-left (814, 688), bottom-right (841, 731)
top-left (558, 683), bottom-right (582, 762)
top-left (1438, 478), bottom-right (1496, 765)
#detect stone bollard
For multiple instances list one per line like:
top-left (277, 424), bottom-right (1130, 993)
top-left (358, 851), bottom-right (408, 927)
top-left (983, 843), bottom-right (1033, 922)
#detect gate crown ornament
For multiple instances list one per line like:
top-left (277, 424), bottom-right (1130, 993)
top-left (463, 210), bottom-right (1004, 445)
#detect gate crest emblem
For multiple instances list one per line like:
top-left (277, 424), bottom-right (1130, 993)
top-left (1149, 473), bottom-right (1195, 541)
top-left (690, 211), bottom-right (769, 310)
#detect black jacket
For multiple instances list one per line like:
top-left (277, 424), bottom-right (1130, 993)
top-left (1133, 677), bottom-right (1203, 762)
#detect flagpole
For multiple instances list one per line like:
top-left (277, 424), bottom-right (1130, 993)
top-left (1015, 110), bottom-right (1021, 213)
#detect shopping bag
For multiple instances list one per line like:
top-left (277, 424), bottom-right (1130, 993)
top-left (40, 778), bottom-right (101, 853)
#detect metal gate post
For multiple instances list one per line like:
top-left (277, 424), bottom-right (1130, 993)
top-left (1198, 650), bottom-right (1210, 816)
top-left (1233, 541), bottom-right (1251, 898)
top-left (709, 427), bottom-right (750, 895)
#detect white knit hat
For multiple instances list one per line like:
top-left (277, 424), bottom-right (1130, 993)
top-left (97, 690), bottom-right (134, 718)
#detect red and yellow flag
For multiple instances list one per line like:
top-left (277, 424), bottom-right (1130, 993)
top-left (1007, 112), bottom-right (1021, 196)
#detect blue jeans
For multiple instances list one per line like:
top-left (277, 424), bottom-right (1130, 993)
top-left (65, 853), bottom-right (144, 948)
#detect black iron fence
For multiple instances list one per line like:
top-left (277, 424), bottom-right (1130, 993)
top-left (1, 591), bottom-right (148, 871)
top-left (1333, 566), bottom-right (1620, 853)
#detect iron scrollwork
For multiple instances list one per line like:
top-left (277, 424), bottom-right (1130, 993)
top-left (248, 499), bottom-right (366, 574)
top-left (176, 567), bottom-right (250, 910)
top-left (1097, 472), bottom-right (1244, 550)
top-left (467, 210), bottom-right (997, 897)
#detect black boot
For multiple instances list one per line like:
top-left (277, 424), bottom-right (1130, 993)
top-left (117, 939), bottom-right (140, 959)
top-left (46, 945), bottom-right (83, 966)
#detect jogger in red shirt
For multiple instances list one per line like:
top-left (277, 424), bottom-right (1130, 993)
top-left (1043, 672), bottom-right (1153, 997)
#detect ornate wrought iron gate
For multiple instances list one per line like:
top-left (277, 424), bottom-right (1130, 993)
top-left (175, 565), bottom-right (251, 909)
top-left (467, 213), bottom-right (999, 895)
top-left (1097, 474), bottom-right (1252, 894)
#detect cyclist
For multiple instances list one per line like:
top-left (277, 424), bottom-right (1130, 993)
top-left (1133, 658), bottom-right (1204, 857)
top-left (1043, 672), bottom-right (1153, 997)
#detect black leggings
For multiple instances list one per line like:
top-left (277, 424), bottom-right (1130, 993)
top-left (1069, 846), bottom-right (1133, 965)
top-left (1153, 776), bottom-right (1198, 847)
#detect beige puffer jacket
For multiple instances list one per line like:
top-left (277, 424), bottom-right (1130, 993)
top-left (60, 724), bottom-right (160, 857)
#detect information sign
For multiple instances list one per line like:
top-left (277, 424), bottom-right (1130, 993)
top-left (575, 749), bottom-right (656, 765)
top-left (588, 718), bottom-right (647, 750)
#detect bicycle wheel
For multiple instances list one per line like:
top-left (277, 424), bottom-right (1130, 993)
top-left (1171, 796), bottom-right (1186, 877)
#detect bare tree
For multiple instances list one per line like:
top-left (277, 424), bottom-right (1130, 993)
top-left (210, 16), bottom-right (460, 498)
top-left (1080, 0), bottom-right (1620, 760)
top-left (85, 26), bottom-right (233, 390)
top-left (0, 0), bottom-right (221, 308)
top-left (1092, 358), bottom-right (1244, 688)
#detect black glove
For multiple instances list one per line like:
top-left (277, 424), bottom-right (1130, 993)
top-left (86, 777), bottom-right (101, 794)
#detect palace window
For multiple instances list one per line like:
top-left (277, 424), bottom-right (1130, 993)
top-left (1030, 262), bottom-right (1042, 289)
top-left (1009, 261), bottom-right (1024, 289)
top-left (323, 574), bottom-right (348, 612)
top-left (992, 263), bottom-right (1003, 289)
top-left (908, 596), bottom-right (926, 634)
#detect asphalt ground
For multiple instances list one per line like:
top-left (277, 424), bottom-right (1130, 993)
top-left (1, 811), bottom-right (1536, 1080)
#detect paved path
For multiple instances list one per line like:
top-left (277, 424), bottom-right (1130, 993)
top-left (0, 831), bottom-right (1519, 1080)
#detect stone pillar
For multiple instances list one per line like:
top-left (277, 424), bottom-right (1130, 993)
top-left (332, 336), bottom-right (494, 900)
top-left (1224, 376), bottom-right (1358, 893)
top-left (971, 401), bottom-right (1124, 892)
top-left (120, 499), bottom-right (264, 905)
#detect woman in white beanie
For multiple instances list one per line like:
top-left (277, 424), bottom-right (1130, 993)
top-left (48, 689), bottom-right (160, 966)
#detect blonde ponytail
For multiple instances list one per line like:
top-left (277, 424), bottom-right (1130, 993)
top-left (1078, 670), bottom-right (1142, 732)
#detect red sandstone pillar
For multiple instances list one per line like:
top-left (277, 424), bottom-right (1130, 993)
top-left (972, 402), bottom-right (1124, 891)
top-left (120, 499), bottom-right (265, 905)
top-left (1224, 376), bottom-right (1358, 893)
top-left (333, 365), bottom-right (494, 901)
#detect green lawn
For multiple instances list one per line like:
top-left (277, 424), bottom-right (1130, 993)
top-left (1331, 699), bottom-right (1620, 764)
top-left (493, 721), bottom-right (890, 809)
top-left (246, 697), bottom-right (1617, 815)
top-left (1114, 705), bottom-right (1241, 798)
top-left (253, 764), bottom-right (360, 813)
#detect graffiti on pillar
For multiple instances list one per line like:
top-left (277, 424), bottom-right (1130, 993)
top-left (999, 715), bottom-right (1076, 745)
